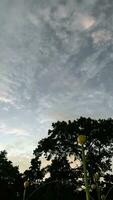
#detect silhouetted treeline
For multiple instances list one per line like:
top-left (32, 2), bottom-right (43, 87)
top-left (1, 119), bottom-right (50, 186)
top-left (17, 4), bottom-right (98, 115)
top-left (0, 150), bottom-right (23, 200)
top-left (1, 117), bottom-right (113, 199)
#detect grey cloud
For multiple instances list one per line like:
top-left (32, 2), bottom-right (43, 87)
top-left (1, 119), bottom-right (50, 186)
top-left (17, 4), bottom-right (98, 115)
top-left (92, 0), bottom-right (113, 19)
top-left (1, 0), bottom-right (113, 169)
top-left (0, 0), bottom-right (112, 110)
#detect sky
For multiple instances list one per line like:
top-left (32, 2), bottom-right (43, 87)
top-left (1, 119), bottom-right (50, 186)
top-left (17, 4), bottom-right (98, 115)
top-left (0, 0), bottom-right (113, 172)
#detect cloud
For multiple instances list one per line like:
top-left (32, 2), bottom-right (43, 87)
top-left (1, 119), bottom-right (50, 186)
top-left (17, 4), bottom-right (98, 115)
top-left (40, 157), bottom-right (51, 169)
top-left (0, 122), bottom-right (29, 136)
top-left (0, 122), bottom-right (6, 129)
top-left (0, 0), bottom-right (97, 114)
top-left (9, 128), bottom-right (29, 136)
top-left (0, 0), bottom-right (113, 171)
top-left (80, 16), bottom-right (96, 29)
top-left (91, 30), bottom-right (112, 45)
top-left (51, 4), bottom-right (69, 20)
top-left (0, 134), bottom-right (36, 172)
top-left (8, 153), bottom-right (31, 172)
top-left (0, 89), bottom-right (15, 106)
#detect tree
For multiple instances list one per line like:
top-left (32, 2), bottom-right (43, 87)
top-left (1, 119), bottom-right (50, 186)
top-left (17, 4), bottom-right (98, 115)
top-left (24, 157), bottom-right (44, 184)
top-left (0, 150), bottom-right (23, 200)
top-left (26, 117), bottom-right (113, 199)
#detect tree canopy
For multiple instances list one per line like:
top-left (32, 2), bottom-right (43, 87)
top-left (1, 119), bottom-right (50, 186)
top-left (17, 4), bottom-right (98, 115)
top-left (0, 150), bottom-right (23, 200)
top-left (25, 117), bottom-right (113, 199)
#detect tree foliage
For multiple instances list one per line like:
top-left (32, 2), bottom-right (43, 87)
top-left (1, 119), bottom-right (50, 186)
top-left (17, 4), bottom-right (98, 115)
top-left (0, 150), bottom-right (23, 200)
top-left (25, 117), bottom-right (113, 199)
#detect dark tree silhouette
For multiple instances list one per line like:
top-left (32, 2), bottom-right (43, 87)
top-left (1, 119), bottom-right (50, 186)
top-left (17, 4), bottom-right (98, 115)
top-left (24, 157), bottom-right (44, 184)
top-left (25, 117), bottom-right (113, 199)
top-left (0, 150), bottom-right (23, 200)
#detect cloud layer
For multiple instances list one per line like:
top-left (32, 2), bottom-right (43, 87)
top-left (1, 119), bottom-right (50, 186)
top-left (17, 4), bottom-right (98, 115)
top-left (0, 0), bottom-right (113, 171)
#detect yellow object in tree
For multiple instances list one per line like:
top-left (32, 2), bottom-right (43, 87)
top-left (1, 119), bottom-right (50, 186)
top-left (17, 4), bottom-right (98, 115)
top-left (93, 172), bottom-right (100, 182)
top-left (77, 135), bottom-right (86, 145)
top-left (24, 180), bottom-right (29, 188)
top-left (91, 184), bottom-right (96, 190)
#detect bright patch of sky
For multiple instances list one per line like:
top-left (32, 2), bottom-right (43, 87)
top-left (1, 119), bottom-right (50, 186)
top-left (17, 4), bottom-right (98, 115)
top-left (0, 0), bottom-right (113, 172)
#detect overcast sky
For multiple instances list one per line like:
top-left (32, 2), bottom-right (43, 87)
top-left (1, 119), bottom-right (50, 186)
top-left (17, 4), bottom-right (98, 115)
top-left (0, 0), bottom-right (113, 172)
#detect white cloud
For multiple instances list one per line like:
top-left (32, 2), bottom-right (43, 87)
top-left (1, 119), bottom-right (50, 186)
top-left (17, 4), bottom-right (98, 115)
top-left (81, 16), bottom-right (96, 29)
top-left (8, 153), bottom-right (31, 172)
top-left (91, 30), bottom-right (112, 44)
top-left (9, 128), bottom-right (29, 136)
top-left (0, 95), bottom-right (14, 105)
top-left (0, 122), bottom-right (6, 129)
top-left (40, 157), bottom-right (51, 169)
top-left (0, 122), bottom-right (29, 136)
top-left (0, 143), bottom-right (6, 151)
